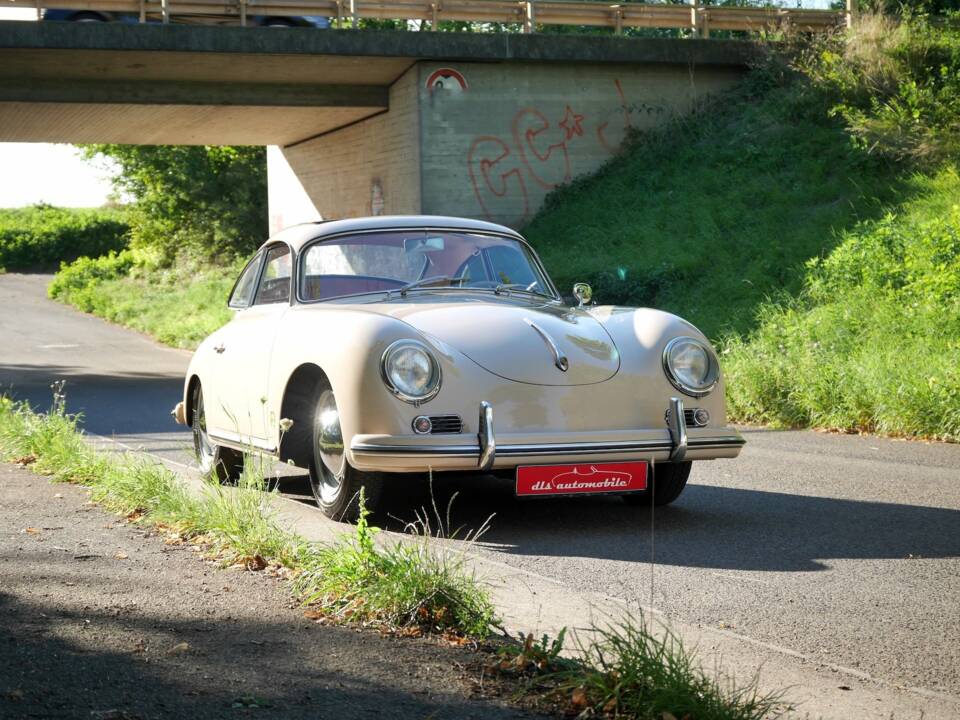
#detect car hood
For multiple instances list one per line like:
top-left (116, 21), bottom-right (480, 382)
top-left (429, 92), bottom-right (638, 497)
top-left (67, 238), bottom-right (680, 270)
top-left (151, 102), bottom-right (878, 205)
top-left (368, 297), bottom-right (620, 386)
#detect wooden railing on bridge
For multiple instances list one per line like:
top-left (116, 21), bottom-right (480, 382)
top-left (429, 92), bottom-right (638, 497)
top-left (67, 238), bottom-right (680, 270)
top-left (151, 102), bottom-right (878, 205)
top-left (3, 0), bottom-right (848, 37)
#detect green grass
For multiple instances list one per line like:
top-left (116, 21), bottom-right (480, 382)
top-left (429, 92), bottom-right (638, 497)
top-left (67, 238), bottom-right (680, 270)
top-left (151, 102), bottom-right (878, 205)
top-left (48, 251), bottom-right (236, 349)
top-left (0, 205), bottom-right (129, 271)
top-left (0, 392), bottom-right (496, 637)
top-left (294, 492), bottom-right (495, 637)
top-left (723, 167), bottom-right (960, 440)
top-left (522, 78), bottom-right (911, 340)
top-left (563, 619), bottom-right (780, 720)
top-left (495, 620), bottom-right (781, 719)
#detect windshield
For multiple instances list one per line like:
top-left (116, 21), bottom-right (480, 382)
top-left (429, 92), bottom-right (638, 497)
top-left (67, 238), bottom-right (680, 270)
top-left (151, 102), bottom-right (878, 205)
top-left (299, 230), bottom-right (555, 302)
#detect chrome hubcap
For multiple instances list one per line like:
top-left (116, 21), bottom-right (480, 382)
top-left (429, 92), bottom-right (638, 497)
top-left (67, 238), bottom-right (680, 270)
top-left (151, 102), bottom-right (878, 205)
top-left (315, 389), bottom-right (345, 504)
top-left (193, 392), bottom-right (215, 471)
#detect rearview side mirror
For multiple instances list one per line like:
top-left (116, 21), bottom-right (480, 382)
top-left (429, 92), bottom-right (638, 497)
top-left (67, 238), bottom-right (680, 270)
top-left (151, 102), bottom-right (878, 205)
top-left (573, 283), bottom-right (593, 308)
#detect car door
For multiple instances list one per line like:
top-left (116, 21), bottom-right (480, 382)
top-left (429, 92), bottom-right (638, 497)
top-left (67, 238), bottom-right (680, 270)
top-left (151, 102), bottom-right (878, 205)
top-left (202, 250), bottom-right (263, 438)
top-left (211, 243), bottom-right (292, 445)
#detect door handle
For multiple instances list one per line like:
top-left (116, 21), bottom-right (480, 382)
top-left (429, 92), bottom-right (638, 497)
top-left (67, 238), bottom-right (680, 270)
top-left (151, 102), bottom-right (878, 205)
top-left (214, 344), bottom-right (226, 354)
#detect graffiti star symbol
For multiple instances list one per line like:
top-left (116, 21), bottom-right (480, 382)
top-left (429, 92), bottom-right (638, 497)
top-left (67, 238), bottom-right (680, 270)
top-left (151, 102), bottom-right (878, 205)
top-left (558, 106), bottom-right (585, 141)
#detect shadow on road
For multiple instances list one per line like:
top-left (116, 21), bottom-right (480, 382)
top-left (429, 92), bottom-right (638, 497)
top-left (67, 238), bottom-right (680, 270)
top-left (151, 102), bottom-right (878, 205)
top-left (272, 471), bottom-right (960, 574)
top-left (0, 364), bottom-right (187, 436)
top-left (0, 587), bottom-right (519, 720)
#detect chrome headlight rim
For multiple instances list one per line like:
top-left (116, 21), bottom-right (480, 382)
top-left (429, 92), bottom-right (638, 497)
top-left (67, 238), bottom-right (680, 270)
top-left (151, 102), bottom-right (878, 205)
top-left (662, 336), bottom-right (719, 398)
top-left (380, 339), bottom-right (442, 404)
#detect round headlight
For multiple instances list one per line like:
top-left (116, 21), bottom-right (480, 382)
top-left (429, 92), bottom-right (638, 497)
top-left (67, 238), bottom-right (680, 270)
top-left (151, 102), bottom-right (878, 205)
top-left (381, 340), bottom-right (441, 403)
top-left (662, 336), bottom-right (718, 397)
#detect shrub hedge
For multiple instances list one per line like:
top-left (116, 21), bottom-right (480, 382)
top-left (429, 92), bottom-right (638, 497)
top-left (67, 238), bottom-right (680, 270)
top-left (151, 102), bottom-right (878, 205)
top-left (0, 205), bottom-right (129, 271)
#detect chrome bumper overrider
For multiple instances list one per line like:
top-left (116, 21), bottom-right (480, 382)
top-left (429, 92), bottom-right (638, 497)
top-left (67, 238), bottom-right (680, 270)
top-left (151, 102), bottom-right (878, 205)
top-left (350, 398), bottom-right (745, 471)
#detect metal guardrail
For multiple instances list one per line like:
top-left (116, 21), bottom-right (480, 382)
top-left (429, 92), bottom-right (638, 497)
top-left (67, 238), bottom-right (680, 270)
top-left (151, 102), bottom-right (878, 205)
top-left (3, 0), bottom-right (846, 37)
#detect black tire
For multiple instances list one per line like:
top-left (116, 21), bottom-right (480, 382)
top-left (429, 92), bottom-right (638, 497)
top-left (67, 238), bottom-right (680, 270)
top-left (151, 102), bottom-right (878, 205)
top-left (308, 379), bottom-right (384, 522)
top-left (260, 17), bottom-right (298, 27)
top-left (622, 461), bottom-right (691, 507)
top-left (191, 383), bottom-right (245, 484)
top-left (69, 11), bottom-right (110, 21)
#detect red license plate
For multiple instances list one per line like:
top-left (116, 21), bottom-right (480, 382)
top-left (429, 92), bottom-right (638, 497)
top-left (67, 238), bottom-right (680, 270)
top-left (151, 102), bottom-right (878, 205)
top-left (516, 461), bottom-right (648, 497)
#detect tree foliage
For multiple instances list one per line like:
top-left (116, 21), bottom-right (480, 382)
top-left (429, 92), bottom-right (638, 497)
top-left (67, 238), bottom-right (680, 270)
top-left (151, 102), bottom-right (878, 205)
top-left (80, 145), bottom-right (267, 264)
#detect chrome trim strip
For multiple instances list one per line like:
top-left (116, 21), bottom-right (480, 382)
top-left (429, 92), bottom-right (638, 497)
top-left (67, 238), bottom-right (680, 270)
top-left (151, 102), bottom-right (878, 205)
top-left (351, 434), bottom-right (744, 458)
top-left (668, 396), bottom-right (688, 462)
top-left (525, 319), bottom-right (569, 372)
top-left (350, 437), bottom-right (745, 456)
top-left (496, 440), bottom-right (671, 455)
top-left (478, 401), bottom-right (496, 471)
top-left (352, 443), bottom-right (478, 456)
top-left (208, 432), bottom-right (277, 455)
top-left (688, 437), bottom-right (746, 449)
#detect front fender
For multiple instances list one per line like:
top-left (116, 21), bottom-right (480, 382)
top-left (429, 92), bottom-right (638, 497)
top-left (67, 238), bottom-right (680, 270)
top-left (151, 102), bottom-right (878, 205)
top-left (588, 306), bottom-right (729, 426)
top-left (266, 306), bottom-right (443, 451)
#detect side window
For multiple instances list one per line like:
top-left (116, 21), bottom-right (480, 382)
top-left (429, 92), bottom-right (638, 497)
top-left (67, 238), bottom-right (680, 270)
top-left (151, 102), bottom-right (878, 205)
top-left (254, 245), bottom-right (292, 305)
top-left (228, 252), bottom-right (262, 309)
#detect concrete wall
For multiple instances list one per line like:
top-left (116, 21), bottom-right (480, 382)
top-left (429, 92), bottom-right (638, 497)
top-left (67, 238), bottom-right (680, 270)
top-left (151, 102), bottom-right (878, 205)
top-left (269, 59), bottom-right (744, 232)
top-left (266, 145), bottom-right (321, 236)
top-left (418, 61), bottom-right (742, 227)
top-left (277, 66), bottom-right (420, 223)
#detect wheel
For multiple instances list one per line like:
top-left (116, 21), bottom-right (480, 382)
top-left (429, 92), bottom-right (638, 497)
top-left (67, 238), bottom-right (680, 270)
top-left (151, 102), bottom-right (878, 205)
top-left (622, 461), bottom-right (691, 507)
top-left (191, 383), bottom-right (245, 484)
top-left (69, 11), bottom-right (109, 21)
top-left (261, 17), bottom-right (298, 27)
top-left (309, 381), bottom-right (384, 522)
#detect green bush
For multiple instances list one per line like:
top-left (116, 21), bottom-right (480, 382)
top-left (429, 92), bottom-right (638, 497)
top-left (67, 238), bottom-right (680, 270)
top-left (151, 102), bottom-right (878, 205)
top-left (724, 168), bottom-right (960, 440)
top-left (797, 15), bottom-right (960, 163)
top-left (0, 205), bottom-right (129, 271)
top-left (49, 251), bottom-right (237, 349)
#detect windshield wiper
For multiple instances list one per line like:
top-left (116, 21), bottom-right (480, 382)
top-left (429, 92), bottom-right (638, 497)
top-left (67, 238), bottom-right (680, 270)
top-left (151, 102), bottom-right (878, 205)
top-left (494, 282), bottom-right (554, 300)
top-left (398, 275), bottom-right (460, 296)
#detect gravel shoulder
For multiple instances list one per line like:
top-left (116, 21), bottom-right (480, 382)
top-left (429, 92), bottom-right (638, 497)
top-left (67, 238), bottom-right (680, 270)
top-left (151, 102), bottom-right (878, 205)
top-left (0, 462), bottom-right (531, 720)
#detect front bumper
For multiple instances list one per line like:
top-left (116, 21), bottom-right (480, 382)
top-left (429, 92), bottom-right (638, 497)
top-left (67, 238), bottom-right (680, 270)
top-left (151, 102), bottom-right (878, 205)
top-left (349, 397), bottom-right (745, 473)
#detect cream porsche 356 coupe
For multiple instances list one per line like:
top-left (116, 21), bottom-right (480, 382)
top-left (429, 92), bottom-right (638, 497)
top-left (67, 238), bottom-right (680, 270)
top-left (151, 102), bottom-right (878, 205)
top-left (173, 216), bottom-right (744, 520)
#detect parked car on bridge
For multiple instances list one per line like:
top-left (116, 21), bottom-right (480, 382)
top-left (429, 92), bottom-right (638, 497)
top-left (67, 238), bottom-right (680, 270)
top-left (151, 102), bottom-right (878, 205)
top-left (42, 8), bottom-right (329, 28)
top-left (172, 216), bottom-right (745, 521)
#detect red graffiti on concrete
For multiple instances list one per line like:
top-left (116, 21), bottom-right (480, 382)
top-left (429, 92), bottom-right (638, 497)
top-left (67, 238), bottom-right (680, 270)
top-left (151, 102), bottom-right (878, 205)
top-left (597, 79), bottom-right (631, 154)
top-left (466, 135), bottom-right (530, 223)
top-left (467, 81), bottom-right (634, 223)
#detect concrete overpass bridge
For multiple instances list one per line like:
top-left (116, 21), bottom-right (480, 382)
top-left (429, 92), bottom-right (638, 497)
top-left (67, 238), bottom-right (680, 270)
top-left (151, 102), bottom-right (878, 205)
top-left (0, 20), bottom-right (755, 229)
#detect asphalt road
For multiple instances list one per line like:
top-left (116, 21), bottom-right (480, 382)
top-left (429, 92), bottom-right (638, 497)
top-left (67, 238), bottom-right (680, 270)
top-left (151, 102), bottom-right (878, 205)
top-left (3, 273), bottom-right (959, 710)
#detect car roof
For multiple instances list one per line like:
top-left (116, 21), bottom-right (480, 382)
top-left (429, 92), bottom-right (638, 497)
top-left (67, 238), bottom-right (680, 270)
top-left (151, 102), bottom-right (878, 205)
top-left (262, 215), bottom-right (525, 254)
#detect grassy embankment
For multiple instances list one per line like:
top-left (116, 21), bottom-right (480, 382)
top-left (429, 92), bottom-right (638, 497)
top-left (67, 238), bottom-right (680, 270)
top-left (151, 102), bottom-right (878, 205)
top-left (0, 394), bottom-right (782, 720)
top-left (48, 251), bottom-right (237, 349)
